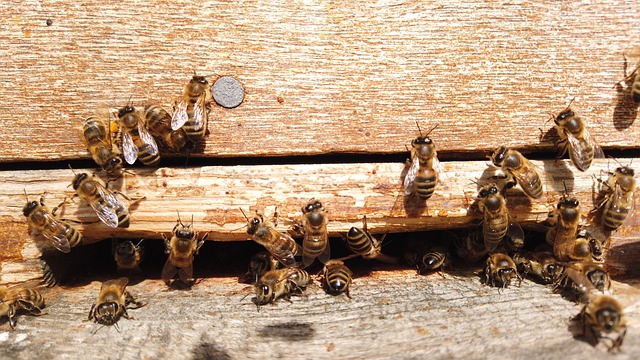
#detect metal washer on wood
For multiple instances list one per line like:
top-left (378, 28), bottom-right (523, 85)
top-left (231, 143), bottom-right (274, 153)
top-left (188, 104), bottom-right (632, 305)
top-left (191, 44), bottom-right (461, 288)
top-left (212, 76), bottom-right (245, 109)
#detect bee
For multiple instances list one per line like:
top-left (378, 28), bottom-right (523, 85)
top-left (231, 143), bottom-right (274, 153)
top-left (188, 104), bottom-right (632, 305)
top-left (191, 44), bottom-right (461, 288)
top-left (72, 172), bottom-right (130, 228)
top-left (254, 268), bottom-right (311, 306)
top-left (0, 285), bottom-right (45, 330)
top-left (144, 104), bottom-right (194, 153)
top-left (555, 261), bottom-right (611, 295)
top-left (490, 146), bottom-right (543, 199)
top-left (322, 260), bottom-right (353, 298)
top-left (546, 194), bottom-right (586, 261)
top-left (618, 52), bottom-right (640, 103)
top-left (344, 216), bottom-right (398, 264)
top-left (453, 229), bottom-right (488, 263)
top-left (23, 192), bottom-right (82, 253)
top-left (403, 122), bottom-right (446, 201)
top-left (512, 251), bottom-right (564, 284)
top-left (241, 209), bottom-right (302, 268)
top-left (419, 244), bottom-right (449, 275)
top-left (113, 239), bottom-right (144, 273)
top-left (242, 251), bottom-right (280, 285)
top-left (476, 183), bottom-right (524, 252)
top-left (484, 253), bottom-right (520, 289)
top-left (161, 213), bottom-right (209, 286)
top-left (87, 277), bottom-right (146, 326)
top-left (580, 295), bottom-right (627, 352)
top-left (116, 104), bottom-right (160, 166)
top-left (552, 103), bottom-right (604, 172)
top-left (82, 116), bottom-right (123, 178)
top-left (299, 199), bottom-right (330, 268)
top-left (596, 166), bottom-right (636, 232)
top-left (171, 75), bottom-right (212, 140)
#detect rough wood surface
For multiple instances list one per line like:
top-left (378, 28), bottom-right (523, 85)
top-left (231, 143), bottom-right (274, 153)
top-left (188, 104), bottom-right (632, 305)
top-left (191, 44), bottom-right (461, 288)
top-left (1, 158), bottom-right (638, 285)
top-left (1, 273), bottom-right (639, 359)
top-left (0, 1), bottom-right (639, 162)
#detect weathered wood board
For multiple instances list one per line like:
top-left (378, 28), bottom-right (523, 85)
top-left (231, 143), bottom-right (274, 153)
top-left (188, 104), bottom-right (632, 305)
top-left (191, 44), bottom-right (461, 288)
top-left (0, 0), bottom-right (639, 162)
top-left (1, 273), bottom-right (639, 359)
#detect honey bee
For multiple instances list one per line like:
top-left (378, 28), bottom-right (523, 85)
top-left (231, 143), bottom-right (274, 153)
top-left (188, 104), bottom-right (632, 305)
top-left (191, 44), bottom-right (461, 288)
top-left (453, 229), bottom-right (488, 263)
top-left (87, 277), bottom-right (146, 326)
top-left (0, 285), bottom-right (45, 330)
top-left (171, 75), bottom-right (212, 140)
top-left (490, 146), bottom-right (543, 199)
top-left (555, 261), bottom-right (611, 295)
top-left (82, 116), bottom-right (123, 178)
top-left (161, 213), bottom-right (209, 286)
top-left (596, 166), bottom-right (636, 232)
top-left (580, 295), bottom-right (627, 352)
top-left (254, 268), bottom-right (311, 306)
top-left (72, 172), bottom-right (130, 228)
top-left (484, 253), bottom-right (520, 289)
top-left (322, 260), bottom-right (353, 298)
top-left (241, 209), bottom-right (302, 268)
top-left (618, 52), bottom-right (640, 103)
top-left (113, 239), bottom-right (144, 273)
top-left (144, 104), bottom-right (194, 153)
top-left (476, 183), bottom-right (524, 252)
top-left (115, 105), bottom-right (160, 166)
top-left (552, 103), bottom-right (604, 172)
top-left (512, 251), bottom-right (564, 284)
top-left (546, 194), bottom-right (586, 261)
top-left (23, 192), bottom-right (82, 253)
top-left (403, 122), bottom-right (446, 201)
top-left (419, 245), bottom-right (449, 275)
top-left (242, 251), bottom-right (280, 285)
top-left (299, 199), bottom-right (330, 268)
top-left (344, 216), bottom-right (398, 264)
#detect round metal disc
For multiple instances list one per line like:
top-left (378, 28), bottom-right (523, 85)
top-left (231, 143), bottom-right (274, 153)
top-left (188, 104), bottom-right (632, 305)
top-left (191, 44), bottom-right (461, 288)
top-left (212, 76), bottom-right (245, 109)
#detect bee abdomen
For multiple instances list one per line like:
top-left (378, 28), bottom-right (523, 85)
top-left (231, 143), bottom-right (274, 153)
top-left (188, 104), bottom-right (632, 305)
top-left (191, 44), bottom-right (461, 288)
top-left (137, 143), bottom-right (161, 166)
top-left (414, 173), bottom-right (437, 200)
top-left (303, 235), bottom-right (327, 258)
top-left (325, 265), bottom-right (352, 295)
top-left (602, 203), bottom-right (629, 231)
top-left (570, 140), bottom-right (594, 171)
top-left (483, 219), bottom-right (508, 250)
top-left (525, 175), bottom-right (544, 199)
top-left (65, 224), bottom-right (83, 248)
top-left (346, 233), bottom-right (374, 256)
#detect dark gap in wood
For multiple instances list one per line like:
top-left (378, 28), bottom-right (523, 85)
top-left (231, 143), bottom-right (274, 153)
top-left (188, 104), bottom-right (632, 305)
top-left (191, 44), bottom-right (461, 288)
top-left (39, 229), bottom-right (564, 289)
top-left (3, 148), bottom-right (640, 172)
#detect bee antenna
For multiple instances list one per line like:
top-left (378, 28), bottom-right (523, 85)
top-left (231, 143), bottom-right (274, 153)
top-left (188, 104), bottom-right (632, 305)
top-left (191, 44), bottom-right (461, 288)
top-left (239, 208), bottom-right (250, 222)
top-left (414, 121), bottom-right (423, 137)
top-left (135, 239), bottom-right (144, 247)
top-left (191, 214), bottom-right (194, 226)
top-left (23, 189), bottom-right (29, 202)
top-left (176, 211), bottom-right (184, 227)
top-left (68, 164), bottom-right (77, 175)
top-left (562, 180), bottom-right (569, 196)
top-left (566, 97), bottom-right (576, 109)
top-left (424, 123), bottom-right (440, 137)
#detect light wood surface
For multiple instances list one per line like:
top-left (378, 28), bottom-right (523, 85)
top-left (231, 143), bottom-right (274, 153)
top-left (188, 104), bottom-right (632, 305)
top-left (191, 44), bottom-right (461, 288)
top-left (0, 1), bottom-right (639, 162)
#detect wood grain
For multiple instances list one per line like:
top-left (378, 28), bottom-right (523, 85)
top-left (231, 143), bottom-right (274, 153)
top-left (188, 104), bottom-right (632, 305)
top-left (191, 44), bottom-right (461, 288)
top-left (1, 274), bottom-right (639, 359)
top-left (0, 1), bottom-right (639, 162)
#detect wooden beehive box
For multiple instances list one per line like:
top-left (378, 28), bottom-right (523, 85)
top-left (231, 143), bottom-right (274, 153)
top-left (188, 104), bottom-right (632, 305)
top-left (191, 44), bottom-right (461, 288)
top-left (0, 1), bottom-right (639, 358)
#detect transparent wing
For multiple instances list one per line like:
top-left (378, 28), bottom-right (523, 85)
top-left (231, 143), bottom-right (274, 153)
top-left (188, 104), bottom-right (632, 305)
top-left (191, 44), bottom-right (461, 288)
top-left (38, 213), bottom-right (71, 253)
top-left (138, 122), bottom-right (160, 158)
top-left (433, 153), bottom-right (449, 190)
top-left (585, 127), bottom-right (605, 160)
top-left (171, 100), bottom-right (189, 130)
top-left (513, 159), bottom-right (544, 199)
top-left (317, 236), bottom-right (331, 265)
top-left (101, 277), bottom-right (129, 293)
top-left (190, 96), bottom-right (206, 131)
top-left (506, 220), bottom-right (525, 251)
top-left (403, 154), bottom-right (420, 195)
top-left (608, 183), bottom-right (637, 228)
top-left (121, 131), bottom-right (138, 165)
top-left (89, 183), bottom-right (124, 228)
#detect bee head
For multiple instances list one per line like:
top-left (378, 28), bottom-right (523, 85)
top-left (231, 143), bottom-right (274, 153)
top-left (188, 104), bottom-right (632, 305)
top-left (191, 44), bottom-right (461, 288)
top-left (191, 75), bottom-right (209, 85)
top-left (555, 108), bottom-right (574, 124)
top-left (117, 106), bottom-right (136, 119)
top-left (303, 199), bottom-right (323, 214)
top-left (596, 307), bottom-right (620, 332)
top-left (256, 284), bottom-right (273, 305)
top-left (22, 201), bottom-right (39, 217)
top-left (558, 196), bottom-right (579, 209)
top-left (72, 173), bottom-right (90, 190)
top-left (247, 217), bottom-right (261, 235)
top-left (104, 157), bottom-right (123, 173)
top-left (95, 302), bottom-right (120, 326)
top-left (491, 146), bottom-right (508, 166)
top-left (176, 226), bottom-right (194, 239)
top-left (617, 166), bottom-right (635, 177)
top-left (116, 241), bottom-right (136, 257)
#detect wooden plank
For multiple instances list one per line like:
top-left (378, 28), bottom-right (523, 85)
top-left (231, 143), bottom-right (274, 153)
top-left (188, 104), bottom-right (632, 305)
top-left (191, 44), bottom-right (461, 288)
top-left (1, 158), bottom-right (638, 284)
top-left (0, 273), bottom-right (638, 358)
top-left (0, 1), bottom-right (639, 162)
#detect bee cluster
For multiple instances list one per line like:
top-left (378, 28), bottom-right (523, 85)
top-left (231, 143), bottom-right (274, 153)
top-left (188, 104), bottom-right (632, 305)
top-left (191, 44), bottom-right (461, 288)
top-left (7, 63), bottom-right (639, 353)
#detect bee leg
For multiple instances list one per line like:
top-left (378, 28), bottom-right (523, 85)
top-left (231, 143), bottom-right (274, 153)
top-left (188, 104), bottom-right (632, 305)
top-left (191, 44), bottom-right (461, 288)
top-left (161, 234), bottom-right (171, 254)
top-left (8, 305), bottom-right (16, 330)
top-left (610, 328), bottom-right (626, 352)
top-left (195, 231), bottom-right (210, 255)
top-left (344, 287), bottom-right (352, 299)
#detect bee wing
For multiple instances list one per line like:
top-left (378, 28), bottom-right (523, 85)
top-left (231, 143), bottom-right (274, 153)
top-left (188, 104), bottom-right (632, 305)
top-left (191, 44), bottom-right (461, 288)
top-left (512, 160), bottom-right (545, 199)
top-left (403, 153), bottom-right (420, 195)
top-left (191, 95), bottom-right (206, 131)
top-left (171, 100), bottom-right (189, 130)
top-left (433, 153), bottom-right (449, 190)
top-left (137, 122), bottom-right (160, 157)
top-left (506, 220), bottom-right (525, 251)
top-left (121, 131), bottom-right (138, 165)
top-left (609, 182), bottom-right (638, 227)
top-left (36, 213), bottom-right (71, 253)
top-left (566, 128), bottom-right (603, 171)
top-left (90, 183), bottom-right (124, 228)
top-left (317, 236), bottom-right (331, 265)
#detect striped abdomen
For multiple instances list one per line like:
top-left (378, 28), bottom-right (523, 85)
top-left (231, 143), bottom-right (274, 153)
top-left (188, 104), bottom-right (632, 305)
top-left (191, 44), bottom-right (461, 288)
top-left (483, 213), bottom-right (509, 251)
top-left (323, 261), bottom-right (352, 296)
top-left (568, 137), bottom-right (594, 172)
top-left (345, 227), bottom-right (375, 256)
top-left (130, 127), bottom-right (161, 166)
top-left (602, 198), bottom-right (630, 232)
top-left (414, 168), bottom-right (437, 200)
